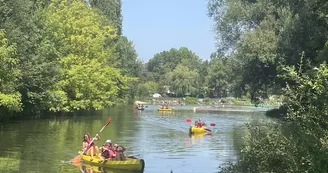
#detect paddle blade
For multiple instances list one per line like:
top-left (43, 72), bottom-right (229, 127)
top-left (186, 118), bottom-right (192, 123)
top-left (210, 123), bottom-right (216, 126)
top-left (98, 117), bottom-right (112, 133)
top-left (205, 128), bottom-right (212, 132)
top-left (104, 117), bottom-right (112, 127)
top-left (71, 154), bottom-right (81, 164)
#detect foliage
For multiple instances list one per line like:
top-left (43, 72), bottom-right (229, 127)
top-left (147, 47), bottom-right (202, 82)
top-left (205, 52), bottom-right (233, 97)
top-left (90, 0), bottom-right (123, 35)
top-left (220, 62), bottom-right (328, 172)
top-left (135, 81), bottom-right (159, 99)
top-left (114, 36), bottom-right (141, 76)
top-left (0, 30), bottom-right (21, 112)
top-left (168, 64), bottom-right (199, 97)
top-left (219, 124), bottom-right (304, 173)
top-left (113, 36), bottom-right (143, 103)
top-left (185, 96), bottom-right (198, 104)
top-left (207, 0), bottom-right (328, 101)
top-left (42, 0), bottom-right (133, 112)
top-left (0, 0), bottom-right (145, 117)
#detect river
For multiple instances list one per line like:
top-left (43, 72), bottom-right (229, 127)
top-left (0, 105), bottom-right (272, 173)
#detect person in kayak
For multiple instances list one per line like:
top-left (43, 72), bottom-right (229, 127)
top-left (198, 118), bottom-right (205, 127)
top-left (82, 133), bottom-right (100, 161)
top-left (99, 139), bottom-right (114, 163)
top-left (113, 144), bottom-right (127, 161)
top-left (194, 119), bottom-right (205, 127)
top-left (194, 120), bottom-right (200, 127)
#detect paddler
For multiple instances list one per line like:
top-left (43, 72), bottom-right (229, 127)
top-left (82, 133), bottom-right (100, 161)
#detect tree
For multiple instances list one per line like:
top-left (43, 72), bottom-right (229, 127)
top-left (207, 0), bottom-right (328, 101)
top-left (0, 30), bottom-right (21, 112)
top-left (147, 47), bottom-right (202, 82)
top-left (169, 64), bottom-right (199, 97)
top-left (0, 0), bottom-right (59, 114)
top-left (90, 0), bottom-right (122, 35)
top-left (43, 0), bottom-right (133, 111)
top-left (205, 52), bottom-right (231, 97)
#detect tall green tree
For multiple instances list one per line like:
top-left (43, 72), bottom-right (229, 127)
top-left (169, 64), bottom-right (199, 97)
top-left (205, 52), bottom-right (232, 97)
top-left (43, 0), bottom-right (132, 112)
top-left (147, 47), bottom-right (202, 85)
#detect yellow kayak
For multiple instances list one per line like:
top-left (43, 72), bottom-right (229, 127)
top-left (157, 108), bottom-right (173, 111)
top-left (78, 151), bottom-right (145, 172)
top-left (189, 126), bottom-right (207, 134)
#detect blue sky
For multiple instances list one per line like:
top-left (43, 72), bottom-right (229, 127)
top-left (122, 0), bottom-right (216, 62)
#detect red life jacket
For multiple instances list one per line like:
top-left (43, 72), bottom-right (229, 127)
top-left (101, 146), bottom-right (111, 158)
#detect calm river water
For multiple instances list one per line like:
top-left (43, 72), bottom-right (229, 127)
top-left (0, 105), bottom-right (272, 173)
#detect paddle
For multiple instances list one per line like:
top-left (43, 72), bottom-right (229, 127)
top-left (71, 117), bottom-right (112, 163)
top-left (205, 123), bottom-right (216, 132)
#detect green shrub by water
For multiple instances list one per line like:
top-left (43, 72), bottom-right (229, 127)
top-left (220, 64), bottom-right (328, 173)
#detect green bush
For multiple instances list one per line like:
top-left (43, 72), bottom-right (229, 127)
top-left (230, 98), bottom-right (240, 105)
top-left (203, 97), bottom-right (211, 104)
top-left (220, 98), bottom-right (227, 103)
top-left (185, 96), bottom-right (198, 104)
top-left (220, 64), bottom-right (328, 173)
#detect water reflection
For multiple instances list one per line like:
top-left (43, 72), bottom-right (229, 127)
top-left (74, 162), bottom-right (143, 173)
top-left (189, 132), bottom-right (212, 139)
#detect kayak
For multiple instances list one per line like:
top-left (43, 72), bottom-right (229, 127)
top-left (136, 107), bottom-right (144, 110)
top-left (189, 126), bottom-right (207, 134)
top-left (157, 108), bottom-right (173, 111)
top-left (78, 151), bottom-right (145, 172)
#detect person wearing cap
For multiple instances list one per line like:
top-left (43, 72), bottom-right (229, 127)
top-left (99, 139), bottom-right (114, 163)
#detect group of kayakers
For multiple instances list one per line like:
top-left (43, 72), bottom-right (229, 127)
top-left (194, 118), bottom-right (206, 127)
top-left (160, 105), bottom-right (170, 109)
top-left (135, 104), bottom-right (145, 109)
top-left (82, 133), bottom-right (126, 162)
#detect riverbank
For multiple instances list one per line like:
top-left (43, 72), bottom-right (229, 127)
top-left (135, 98), bottom-right (280, 113)
top-left (135, 104), bottom-right (277, 113)
top-left (136, 96), bottom-right (282, 107)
